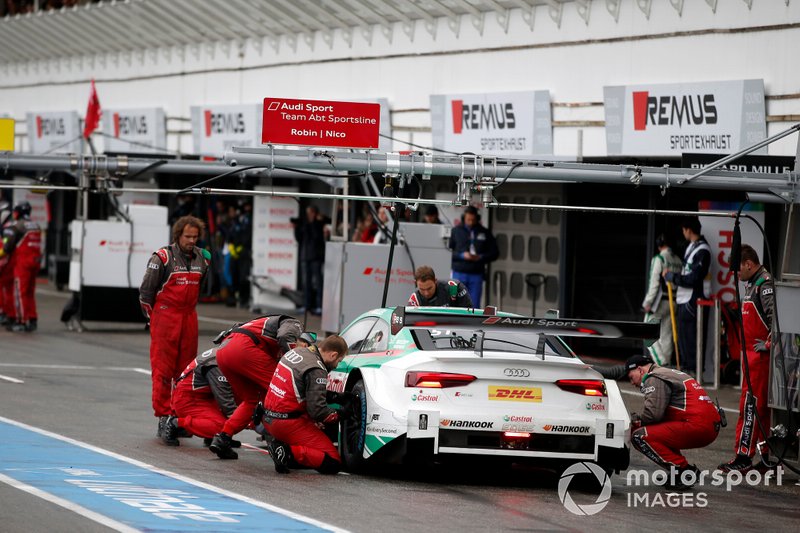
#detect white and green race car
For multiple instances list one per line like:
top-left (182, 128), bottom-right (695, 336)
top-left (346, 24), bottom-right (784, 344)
top-left (330, 306), bottom-right (657, 474)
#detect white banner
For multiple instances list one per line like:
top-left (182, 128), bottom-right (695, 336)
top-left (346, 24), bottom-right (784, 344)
top-left (252, 186), bottom-right (298, 290)
top-left (604, 79), bottom-right (766, 156)
top-left (25, 111), bottom-right (81, 154)
top-left (102, 107), bottom-right (166, 154)
top-left (430, 90), bottom-right (552, 156)
top-left (699, 201), bottom-right (765, 304)
top-left (190, 103), bottom-right (262, 158)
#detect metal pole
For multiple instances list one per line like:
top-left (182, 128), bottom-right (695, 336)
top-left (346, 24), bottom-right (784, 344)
top-left (380, 208), bottom-right (401, 308)
top-left (696, 301), bottom-right (704, 382)
top-left (682, 123), bottom-right (800, 183)
top-left (713, 298), bottom-right (721, 391)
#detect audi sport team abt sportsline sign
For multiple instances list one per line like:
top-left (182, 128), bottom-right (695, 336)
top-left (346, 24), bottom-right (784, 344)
top-left (261, 98), bottom-right (381, 149)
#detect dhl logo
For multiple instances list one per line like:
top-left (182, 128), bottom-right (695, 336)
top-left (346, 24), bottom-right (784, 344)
top-left (488, 386), bottom-right (542, 403)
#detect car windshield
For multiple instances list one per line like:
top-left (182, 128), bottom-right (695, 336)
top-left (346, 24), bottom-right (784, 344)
top-left (410, 328), bottom-right (575, 358)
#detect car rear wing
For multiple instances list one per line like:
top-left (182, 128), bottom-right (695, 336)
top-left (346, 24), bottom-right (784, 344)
top-left (391, 306), bottom-right (659, 340)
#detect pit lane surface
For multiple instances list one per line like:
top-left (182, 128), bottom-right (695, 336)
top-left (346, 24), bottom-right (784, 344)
top-left (0, 291), bottom-right (797, 532)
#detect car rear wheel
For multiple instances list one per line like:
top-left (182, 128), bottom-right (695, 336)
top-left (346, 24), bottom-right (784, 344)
top-left (340, 379), bottom-right (368, 472)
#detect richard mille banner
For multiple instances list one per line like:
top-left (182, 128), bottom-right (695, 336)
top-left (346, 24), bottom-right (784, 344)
top-left (604, 79), bottom-right (766, 156)
top-left (430, 90), bottom-right (552, 156)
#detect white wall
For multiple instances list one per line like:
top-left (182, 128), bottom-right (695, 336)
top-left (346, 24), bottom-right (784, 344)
top-left (1, 0), bottom-right (798, 156)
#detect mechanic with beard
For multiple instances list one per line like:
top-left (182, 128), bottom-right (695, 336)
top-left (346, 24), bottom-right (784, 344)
top-left (408, 265), bottom-right (473, 308)
top-left (627, 354), bottom-right (721, 489)
top-left (262, 335), bottom-right (348, 474)
top-left (139, 215), bottom-right (210, 438)
top-left (208, 314), bottom-right (302, 459)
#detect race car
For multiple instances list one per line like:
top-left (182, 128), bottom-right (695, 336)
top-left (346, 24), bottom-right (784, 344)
top-left (329, 306), bottom-right (657, 474)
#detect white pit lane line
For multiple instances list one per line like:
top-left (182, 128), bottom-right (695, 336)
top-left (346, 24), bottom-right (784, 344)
top-left (0, 374), bottom-right (25, 384)
top-left (620, 388), bottom-right (738, 413)
top-left (0, 416), bottom-right (348, 533)
top-left (0, 363), bottom-right (150, 375)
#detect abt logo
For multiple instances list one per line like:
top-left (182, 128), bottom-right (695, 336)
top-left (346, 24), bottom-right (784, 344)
top-left (113, 113), bottom-right (148, 137)
top-left (204, 110), bottom-right (246, 137)
top-left (632, 91), bottom-right (718, 131)
top-left (451, 100), bottom-right (516, 134)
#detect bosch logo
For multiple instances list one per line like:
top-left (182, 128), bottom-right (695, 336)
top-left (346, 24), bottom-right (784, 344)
top-left (504, 368), bottom-right (530, 378)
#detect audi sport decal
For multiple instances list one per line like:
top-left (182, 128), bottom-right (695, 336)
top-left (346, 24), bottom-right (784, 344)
top-left (488, 386), bottom-right (542, 402)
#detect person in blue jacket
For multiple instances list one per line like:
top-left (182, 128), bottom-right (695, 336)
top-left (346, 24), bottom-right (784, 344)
top-left (448, 206), bottom-right (498, 307)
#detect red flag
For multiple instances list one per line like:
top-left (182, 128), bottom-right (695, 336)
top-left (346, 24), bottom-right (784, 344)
top-left (83, 79), bottom-right (102, 139)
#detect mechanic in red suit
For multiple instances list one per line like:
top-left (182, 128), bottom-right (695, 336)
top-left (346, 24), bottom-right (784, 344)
top-left (139, 215), bottom-right (210, 438)
top-left (208, 314), bottom-right (302, 459)
top-left (719, 244), bottom-right (775, 473)
top-left (0, 202), bottom-right (42, 332)
top-left (162, 347), bottom-right (238, 447)
top-left (627, 354), bottom-right (721, 489)
top-left (262, 335), bottom-right (348, 474)
top-left (0, 212), bottom-right (16, 326)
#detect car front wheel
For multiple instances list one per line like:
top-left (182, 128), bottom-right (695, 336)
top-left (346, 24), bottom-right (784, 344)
top-left (340, 379), bottom-right (368, 472)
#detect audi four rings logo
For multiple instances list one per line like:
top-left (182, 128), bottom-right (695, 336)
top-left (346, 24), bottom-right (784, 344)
top-left (504, 368), bottom-right (530, 377)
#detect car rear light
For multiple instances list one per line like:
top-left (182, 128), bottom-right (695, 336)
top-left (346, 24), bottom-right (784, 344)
top-left (556, 379), bottom-right (607, 397)
top-left (405, 371), bottom-right (476, 388)
top-left (503, 431), bottom-right (531, 438)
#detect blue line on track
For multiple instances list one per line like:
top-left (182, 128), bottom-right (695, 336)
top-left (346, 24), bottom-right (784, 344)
top-left (0, 418), bottom-right (340, 532)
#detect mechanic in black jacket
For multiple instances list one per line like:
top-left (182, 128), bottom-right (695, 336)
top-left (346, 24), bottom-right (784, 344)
top-left (262, 335), bottom-right (348, 474)
top-left (663, 216), bottom-right (712, 374)
top-left (408, 265), bottom-right (473, 308)
top-left (448, 206), bottom-right (498, 307)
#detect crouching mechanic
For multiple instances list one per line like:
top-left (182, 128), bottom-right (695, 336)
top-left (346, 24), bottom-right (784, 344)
top-left (209, 314), bottom-right (302, 459)
top-left (262, 335), bottom-right (348, 474)
top-left (162, 347), bottom-right (239, 447)
top-left (408, 265), bottom-right (473, 308)
top-left (626, 354), bottom-right (722, 489)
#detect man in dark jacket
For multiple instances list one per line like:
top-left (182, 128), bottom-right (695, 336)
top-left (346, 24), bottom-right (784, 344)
top-left (663, 216), bottom-right (711, 374)
top-left (408, 265), bottom-right (473, 308)
top-left (448, 206), bottom-right (498, 307)
top-left (627, 354), bottom-right (721, 489)
top-left (262, 335), bottom-right (348, 474)
top-left (293, 205), bottom-right (329, 315)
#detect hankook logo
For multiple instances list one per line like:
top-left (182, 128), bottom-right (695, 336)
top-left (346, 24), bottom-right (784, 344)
top-left (543, 424), bottom-right (591, 434)
top-left (504, 368), bottom-right (530, 378)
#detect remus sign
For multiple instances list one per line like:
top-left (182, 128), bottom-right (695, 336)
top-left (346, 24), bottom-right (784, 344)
top-left (25, 111), bottom-right (81, 154)
top-left (604, 79), bottom-right (766, 156)
top-left (262, 98), bottom-right (381, 149)
top-left (102, 107), bottom-right (166, 154)
top-left (190, 103), bottom-right (263, 158)
top-left (430, 90), bottom-right (553, 156)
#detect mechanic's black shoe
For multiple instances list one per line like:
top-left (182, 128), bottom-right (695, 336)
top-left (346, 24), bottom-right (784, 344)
top-left (27, 319), bottom-right (37, 332)
top-left (161, 416), bottom-right (180, 446)
top-left (665, 465), bottom-right (699, 491)
top-left (10, 321), bottom-right (33, 332)
top-left (718, 454), bottom-right (752, 473)
top-left (209, 432), bottom-right (239, 460)
top-left (175, 426), bottom-right (192, 439)
top-left (0, 314), bottom-right (9, 326)
top-left (157, 416), bottom-right (168, 438)
top-left (266, 440), bottom-right (292, 474)
top-left (203, 437), bottom-right (213, 447)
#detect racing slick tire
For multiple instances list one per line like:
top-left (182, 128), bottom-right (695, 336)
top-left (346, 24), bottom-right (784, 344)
top-left (340, 379), bottom-right (368, 472)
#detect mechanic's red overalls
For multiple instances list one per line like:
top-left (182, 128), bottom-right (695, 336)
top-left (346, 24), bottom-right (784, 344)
top-left (734, 269), bottom-right (773, 457)
top-left (140, 244), bottom-right (208, 417)
top-left (0, 253), bottom-right (15, 320)
top-left (264, 354), bottom-right (340, 470)
top-left (632, 370), bottom-right (721, 469)
top-left (8, 220), bottom-right (42, 324)
top-left (171, 355), bottom-right (229, 438)
top-left (215, 316), bottom-right (295, 437)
